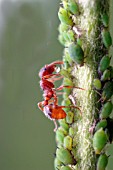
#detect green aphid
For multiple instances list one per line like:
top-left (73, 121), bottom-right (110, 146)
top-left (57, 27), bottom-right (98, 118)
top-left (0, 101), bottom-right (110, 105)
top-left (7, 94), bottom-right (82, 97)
top-left (63, 135), bottom-right (73, 150)
top-left (69, 127), bottom-right (74, 136)
top-left (100, 101), bottom-right (113, 119)
top-left (99, 55), bottom-right (110, 72)
top-left (93, 78), bottom-right (102, 90)
top-left (101, 29), bottom-right (112, 48)
top-left (58, 34), bottom-right (66, 46)
top-left (56, 127), bottom-right (65, 145)
top-left (106, 118), bottom-right (113, 143)
top-left (101, 13), bottom-right (109, 27)
top-left (58, 7), bottom-right (73, 26)
top-left (62, 1), bottom-right (68, 10)
top-left (56, 147), bottom-right (74, 165)
top-left (66, 111), bottom-right (74, 124)
top-left (68, 0), bottom-right (79, 15)
top-left (63, 59), bottom-right (70, 69)
top-left (62, 31), bottom-right (70, 42)
top-left (97, 154), bottom-right (108, 170)
top-left (64, 49), bottom-right (73, 65)
top-left (101, 69), bottom-right (110, 81)
top-left (60, 68), bottom-right (71, 79)
top-left (60, 166), bottom-right (72, 170)
top-left (54, 158), bottom-right (62, 170)
top-left (77, 38), bottom-right (82, 46)
top-left (63, 78), bottom-right (73, 94)
top-left (67, 30), bottom-right (75, 41)
top-left (95, 120), bottom-right (107, 131)
top-left (102, 81), bottom-right (113, 101)
top-left (58, 23), bottom-right (69, 34)
top-left (62, 99), bottom-right (71, 112)
top-left (109, 66), bottom-right (113, 79)
top-left (68, 43), bottom-right (84, 66)
top-left (58, 120), bottom-right (69, 132)
top-left (93, 128), bottom-right (108, 154)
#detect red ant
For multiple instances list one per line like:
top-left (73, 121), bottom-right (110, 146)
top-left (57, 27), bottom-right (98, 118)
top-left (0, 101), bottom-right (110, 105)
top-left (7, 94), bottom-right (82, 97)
top-left (38, 61), bottom-right (84, 131)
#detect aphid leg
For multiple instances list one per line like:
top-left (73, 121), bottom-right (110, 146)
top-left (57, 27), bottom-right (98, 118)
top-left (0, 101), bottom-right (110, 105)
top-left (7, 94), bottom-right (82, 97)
top-left (53, 119), bottom-right (58, 132)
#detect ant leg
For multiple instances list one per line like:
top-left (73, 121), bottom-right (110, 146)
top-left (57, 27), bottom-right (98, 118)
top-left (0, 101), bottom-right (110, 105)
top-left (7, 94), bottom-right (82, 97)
top-left (60, 105), bottom-right (82, 115)
top-left (53, 119), bottom-right (58, 132)
top-left (49, 76), bottom-right (63, 82)
top-left (48, 60), bottom-right (63, 67)
top-left (56, 85), bottom-right (85, 91)
top-left (43, 73), bottom-right (61, 79)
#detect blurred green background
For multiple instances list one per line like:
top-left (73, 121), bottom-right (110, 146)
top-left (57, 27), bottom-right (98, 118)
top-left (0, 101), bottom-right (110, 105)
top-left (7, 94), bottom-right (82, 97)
top-left (0, 0), bottom-right (113, 170)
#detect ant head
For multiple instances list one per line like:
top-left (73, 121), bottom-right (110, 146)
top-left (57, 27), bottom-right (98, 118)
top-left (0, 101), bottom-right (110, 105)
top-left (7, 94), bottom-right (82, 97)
top-left (39, 65), bottom-right (55, 78)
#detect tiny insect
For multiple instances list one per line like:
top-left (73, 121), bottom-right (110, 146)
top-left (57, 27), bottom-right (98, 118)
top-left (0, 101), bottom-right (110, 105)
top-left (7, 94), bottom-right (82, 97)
top-left (100, 101), bottom-right (113, 119)
top-left (101, 29), bottom-right (112, 48)
top-left (98, 55), bottom-right (110, 73)
top-left (95, 120), bottom-right (107, 131)
top-left (56, 147), bottom-right (75, 165)
top-left (93, 128), bottom-right (107, 154)
top-left (101, 13), bottom-right (109, 27)
top-left (68, 43), bottom-right (84, 66)
top-left (63, 135), bottom-right (73, 150)
top-left (97, 154), bottom-right (108, 170)
top-left (101, 81), bottom-right (113, 101)
top-left (58, 7), bottom-right (73, 26)
top-left (68, 0), bottom-right (79, 15)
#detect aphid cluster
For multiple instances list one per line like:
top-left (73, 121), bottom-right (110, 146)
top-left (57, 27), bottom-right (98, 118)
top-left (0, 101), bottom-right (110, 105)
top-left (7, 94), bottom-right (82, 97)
top-left (92, 10), bottom-right (113, 169)
top-left (58, 0), bottom-right (85, 66)
top-left (54, 1), bottom-right (86, 169)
